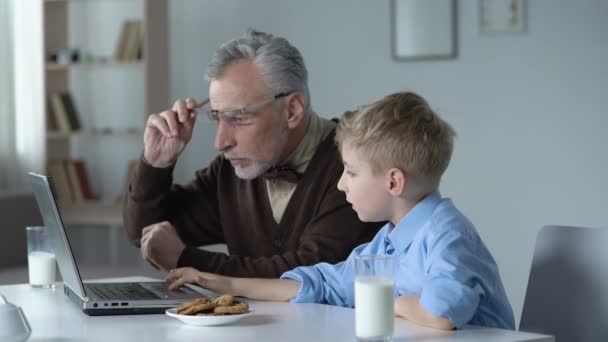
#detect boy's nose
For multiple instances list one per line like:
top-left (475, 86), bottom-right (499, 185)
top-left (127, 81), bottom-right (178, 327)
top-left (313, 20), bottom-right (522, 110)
top-left (337, 172), bottom-right (347, 193)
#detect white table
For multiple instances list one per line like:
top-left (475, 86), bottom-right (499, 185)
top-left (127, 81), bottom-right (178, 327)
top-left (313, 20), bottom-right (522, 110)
top-left (0, 279), bottom-right (553, 342)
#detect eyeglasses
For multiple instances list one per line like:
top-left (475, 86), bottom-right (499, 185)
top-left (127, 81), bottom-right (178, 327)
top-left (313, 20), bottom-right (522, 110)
top-left (199, 92), bottom-right (292, 126)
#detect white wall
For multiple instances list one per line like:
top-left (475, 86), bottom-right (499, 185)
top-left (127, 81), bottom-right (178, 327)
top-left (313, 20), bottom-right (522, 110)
top-left (168, 0), bottom-right (608, 324)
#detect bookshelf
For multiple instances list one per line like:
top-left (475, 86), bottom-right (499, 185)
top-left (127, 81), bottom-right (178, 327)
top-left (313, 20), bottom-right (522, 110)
top-left (46, 61), bottom-right (144, 71)
top-left (47, 129), bottom-right (143, 140)
top-left (14, 0), bottom-right (169, 225)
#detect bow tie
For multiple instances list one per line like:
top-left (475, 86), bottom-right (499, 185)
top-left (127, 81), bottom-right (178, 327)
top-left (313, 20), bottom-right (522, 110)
top-left (262, 165), bottom-right (303, 184)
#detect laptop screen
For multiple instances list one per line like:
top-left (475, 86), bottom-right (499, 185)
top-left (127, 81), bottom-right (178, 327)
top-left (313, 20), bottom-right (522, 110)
top-left (29, 172), bottom-right (87, 299)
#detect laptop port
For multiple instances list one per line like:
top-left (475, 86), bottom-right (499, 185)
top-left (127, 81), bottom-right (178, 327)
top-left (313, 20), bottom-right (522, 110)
top-left (121, 302), bottom-right (128, 306)
top-left (111, 303), bottom-right (118, 307)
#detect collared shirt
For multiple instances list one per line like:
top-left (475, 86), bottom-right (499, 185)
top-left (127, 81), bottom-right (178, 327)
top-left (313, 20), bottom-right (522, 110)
top-left (281, 191), bottom-right (515, 329)
top-left (266, 113), bottom-right (335, 223)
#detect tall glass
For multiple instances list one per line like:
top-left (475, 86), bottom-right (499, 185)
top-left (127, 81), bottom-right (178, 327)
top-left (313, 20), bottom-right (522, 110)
top-left (25, 226), bottom-right (56, 288)
top-left (354, 255), bottom-right (396, 341)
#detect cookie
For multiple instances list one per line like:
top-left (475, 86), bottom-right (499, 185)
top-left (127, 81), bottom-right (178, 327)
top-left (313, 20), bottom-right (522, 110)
top-left (213, 300), bottom-right (249, 315)
top-left (175, 294), bottom-right (250, 316)
top-left (212, 294), bottom-right (234, 307)
top-left (176, 297), bottom-right (208, 314)
top-left (180, 301), bottom-right (216, 315)
top-left (177, 298), bottom-right (215, 315)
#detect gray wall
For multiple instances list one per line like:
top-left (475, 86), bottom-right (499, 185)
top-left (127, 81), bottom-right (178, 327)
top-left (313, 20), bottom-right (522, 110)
top-left (168, 0), bottom-right (608, 324)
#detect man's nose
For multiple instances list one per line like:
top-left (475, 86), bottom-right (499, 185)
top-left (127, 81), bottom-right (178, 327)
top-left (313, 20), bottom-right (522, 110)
top-left (214, 120), bottom-right (236, 151)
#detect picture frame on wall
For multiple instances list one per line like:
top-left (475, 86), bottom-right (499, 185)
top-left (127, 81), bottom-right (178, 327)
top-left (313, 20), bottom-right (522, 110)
top-left (391, 0), bottom-right (457, 61)
top-left (479, 0), bottom-right (526, 34)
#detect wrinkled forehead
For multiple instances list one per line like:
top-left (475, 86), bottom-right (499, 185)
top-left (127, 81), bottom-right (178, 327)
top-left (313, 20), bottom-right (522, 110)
top-left (209, 60), bottom-right (271, 110)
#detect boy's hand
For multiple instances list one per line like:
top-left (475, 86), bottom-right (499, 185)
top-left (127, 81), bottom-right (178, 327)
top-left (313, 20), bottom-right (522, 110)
top-left (166, 267), bottom-right (231, 294)
top-left (167, 268), bottom-right (300, 301)
top-left (394, 295), bottom-right (455, 330)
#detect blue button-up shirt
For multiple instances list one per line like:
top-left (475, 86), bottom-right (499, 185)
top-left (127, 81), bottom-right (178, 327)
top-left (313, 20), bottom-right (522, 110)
top-left (281, 191), bottom-right (515, 329)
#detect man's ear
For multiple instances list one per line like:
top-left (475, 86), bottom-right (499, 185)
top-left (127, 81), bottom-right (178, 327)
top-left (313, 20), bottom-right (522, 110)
top-left (387, 168), bottom-right (406, 196)
top-left (285, 92), bottom-right (306, 129)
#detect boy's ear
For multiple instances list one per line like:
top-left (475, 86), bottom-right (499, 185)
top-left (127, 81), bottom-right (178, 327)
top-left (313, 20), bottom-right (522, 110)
top-left (387, 168), bottom-right (406, 196)
top-left (285, 92), bottom-right (306, 129)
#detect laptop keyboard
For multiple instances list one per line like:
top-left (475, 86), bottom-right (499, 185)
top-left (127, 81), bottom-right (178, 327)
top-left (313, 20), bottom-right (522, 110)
top-left (86, 283), bottom-right (160, 300)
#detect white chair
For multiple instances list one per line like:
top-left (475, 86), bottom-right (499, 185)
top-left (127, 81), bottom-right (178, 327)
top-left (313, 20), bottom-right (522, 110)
top-left (519, 225), bottom-right (608, 341)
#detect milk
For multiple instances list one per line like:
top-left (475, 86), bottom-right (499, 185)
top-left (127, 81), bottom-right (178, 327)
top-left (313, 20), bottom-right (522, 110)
top-left (28, 251), bottom-right (56, 287)
top-left (355, 276), bottom-right (394, 340)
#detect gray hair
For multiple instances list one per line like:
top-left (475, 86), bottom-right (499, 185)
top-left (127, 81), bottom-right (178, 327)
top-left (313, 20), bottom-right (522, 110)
top-left (206, 29), bottom-right (311, 111)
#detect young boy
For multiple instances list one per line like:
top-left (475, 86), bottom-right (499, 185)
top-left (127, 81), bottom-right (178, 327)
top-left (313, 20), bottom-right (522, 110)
top-left (166, 92), bottom-right (515, 330)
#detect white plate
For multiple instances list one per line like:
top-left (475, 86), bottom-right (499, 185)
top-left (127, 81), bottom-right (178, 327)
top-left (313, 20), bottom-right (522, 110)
top-left (165, 307), bottom-right (254, 326)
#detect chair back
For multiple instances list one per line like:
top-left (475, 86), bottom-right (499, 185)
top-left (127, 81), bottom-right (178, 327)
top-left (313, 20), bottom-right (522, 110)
top-left (0, 192), bottom-right (43, 268)
top-left (520, 225), bottom-right (608, 341)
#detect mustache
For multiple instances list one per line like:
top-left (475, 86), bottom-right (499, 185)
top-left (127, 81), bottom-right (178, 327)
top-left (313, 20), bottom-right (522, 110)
top-left (223, 153), bottom-right (245, 160)
top-left (223, 152), bottom-right (257, 161)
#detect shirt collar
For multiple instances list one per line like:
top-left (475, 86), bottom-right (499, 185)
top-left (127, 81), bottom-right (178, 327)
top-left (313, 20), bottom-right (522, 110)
top-left (282, 113), bottom-right (335, 173)
top-left (385, 191), bottom-right (443, 254)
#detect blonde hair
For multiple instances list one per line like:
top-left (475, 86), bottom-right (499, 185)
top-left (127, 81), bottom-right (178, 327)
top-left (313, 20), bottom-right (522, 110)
top-left (336, 92), bottom-right (456, 193)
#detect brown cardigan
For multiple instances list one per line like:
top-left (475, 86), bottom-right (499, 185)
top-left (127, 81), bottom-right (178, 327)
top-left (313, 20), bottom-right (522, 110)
top-left (123, 130), bottom-right (380, 277)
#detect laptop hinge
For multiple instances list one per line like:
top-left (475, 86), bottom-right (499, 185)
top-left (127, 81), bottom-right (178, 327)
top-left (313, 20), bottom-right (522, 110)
top-left (64, 283), bottom-right (89, 303)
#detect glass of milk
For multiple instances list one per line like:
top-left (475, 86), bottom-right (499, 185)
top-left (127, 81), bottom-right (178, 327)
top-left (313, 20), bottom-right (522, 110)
top-left (354, 254), bottom-right (396, 341)
top-left (25, 226), bottom-right (56, 288)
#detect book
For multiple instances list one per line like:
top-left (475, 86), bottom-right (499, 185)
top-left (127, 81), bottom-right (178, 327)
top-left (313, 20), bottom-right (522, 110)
top-left (46, 99), bottom-right (58, 131)
top-left (114, 21), bottom-right (131, 60)
top-left (49, 93), bottom-right (71, 133)
top-left (60, 92), bottom-right (81, 131)
top-left (72, 160), bottom-right (95, 200)
top-left (137, 21), bottom-right (144, 59)
top-left (48, 161), bottom-right (73, 203)
top-left (123, 20), bottom-right (143, 61)
top-left (64, 160), bottom-right (84, 202)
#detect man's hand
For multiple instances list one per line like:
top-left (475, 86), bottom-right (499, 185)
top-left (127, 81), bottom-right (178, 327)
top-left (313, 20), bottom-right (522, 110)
top-left (143, 98), bottom-right (199, 168)
top-left (140, 221), bottom-right (186, 271)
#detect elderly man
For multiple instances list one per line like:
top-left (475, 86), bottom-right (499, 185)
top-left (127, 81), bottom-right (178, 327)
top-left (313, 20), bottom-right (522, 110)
top-left (123, 29), bottom-right (378, 277)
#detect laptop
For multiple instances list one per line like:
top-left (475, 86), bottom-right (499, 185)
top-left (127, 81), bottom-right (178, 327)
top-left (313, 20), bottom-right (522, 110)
top-left (28, 172), bottom-right (208, 316)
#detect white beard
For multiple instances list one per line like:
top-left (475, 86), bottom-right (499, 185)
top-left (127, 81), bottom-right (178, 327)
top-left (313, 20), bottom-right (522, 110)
top-left (231, 128), bottom-right (289, 180)
top-left (233, 160), bottom-right (273, 180)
